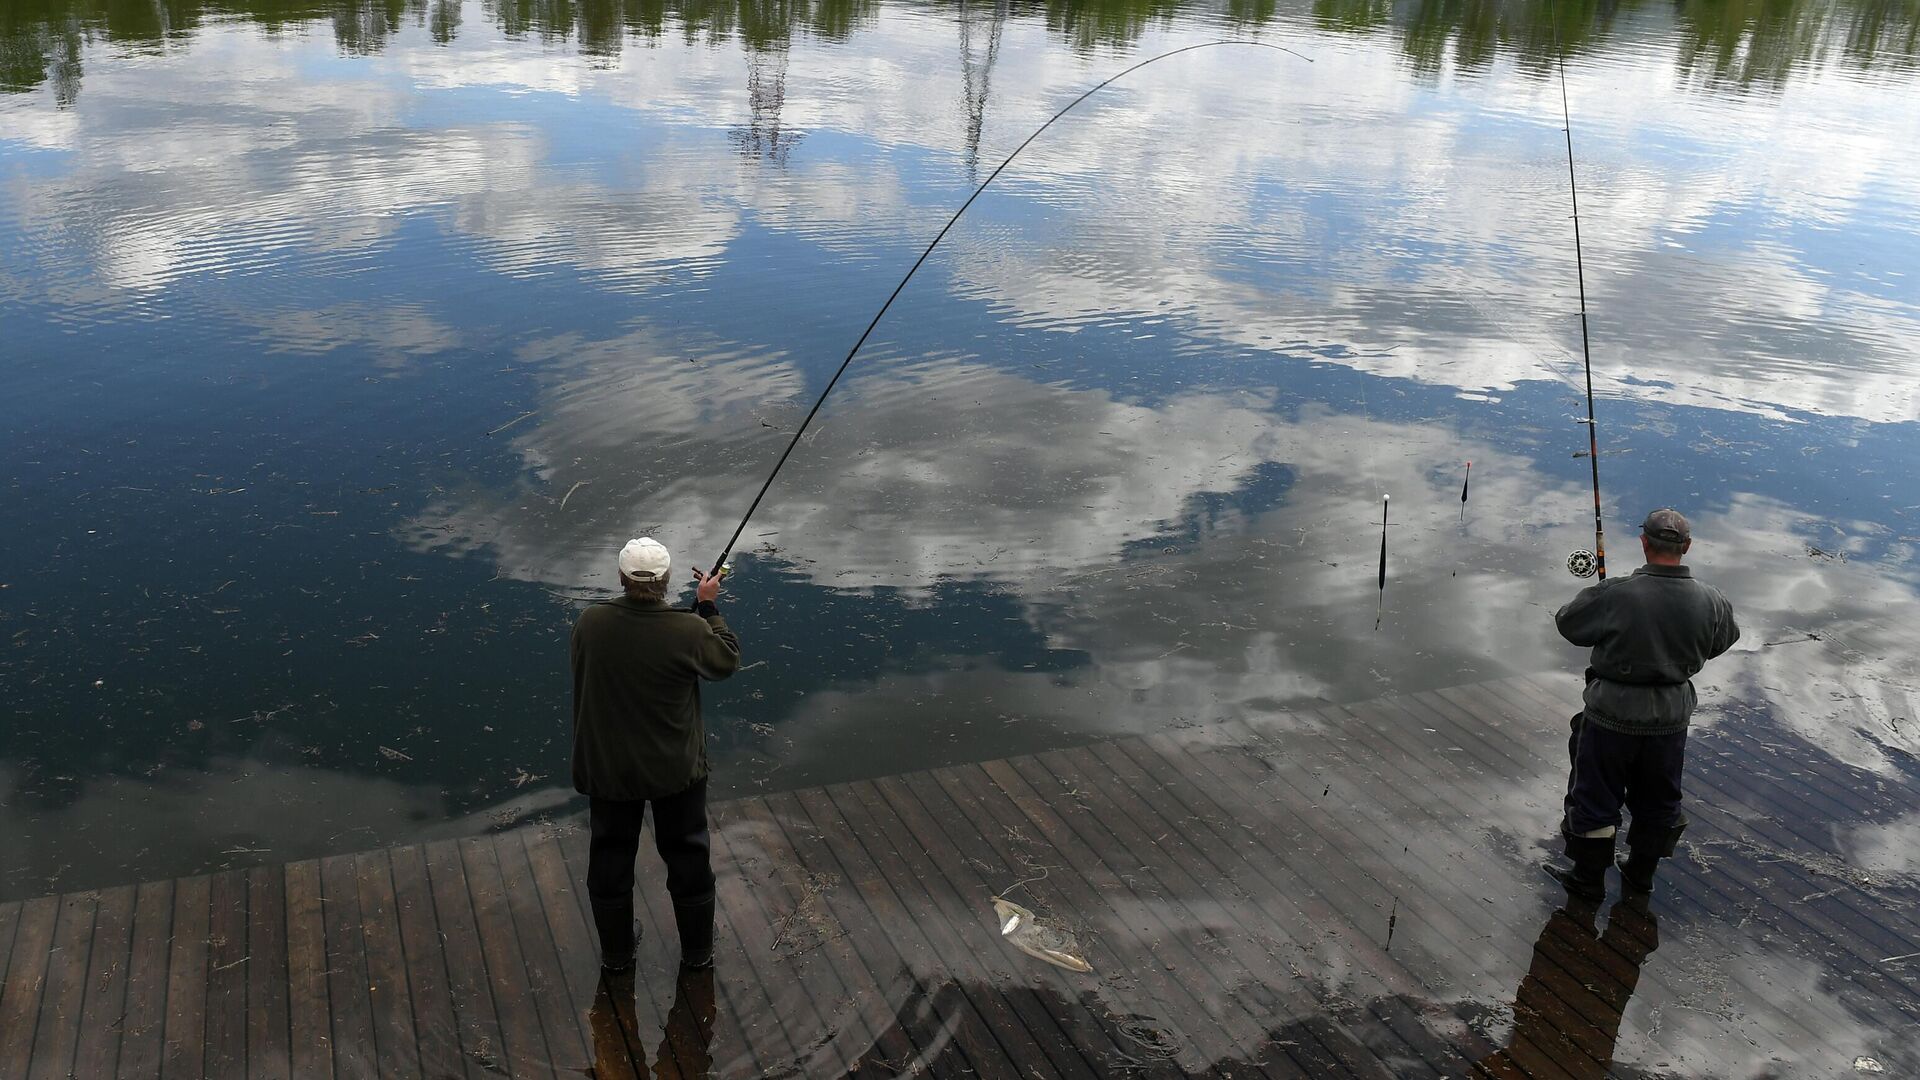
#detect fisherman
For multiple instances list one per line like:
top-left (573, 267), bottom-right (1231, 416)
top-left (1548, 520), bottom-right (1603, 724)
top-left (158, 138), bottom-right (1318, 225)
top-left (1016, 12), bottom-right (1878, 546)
top-left (572, 537), bottom-right (740, 971)
top-left (1549, 509), bottom-right (1739, 900)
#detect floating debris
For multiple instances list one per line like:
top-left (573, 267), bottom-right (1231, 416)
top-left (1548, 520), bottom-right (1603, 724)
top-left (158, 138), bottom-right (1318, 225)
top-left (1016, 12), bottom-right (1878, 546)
top-left (1853, 1057), bottom-right (1884, 1073)
top-left (378, 745), bottom-right (413, 762)
top-left (993, 896), bottom-right (1092, 973)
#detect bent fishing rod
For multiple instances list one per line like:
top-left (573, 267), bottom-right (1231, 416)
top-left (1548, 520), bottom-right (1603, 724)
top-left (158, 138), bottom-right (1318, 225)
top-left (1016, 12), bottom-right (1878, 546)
top-left (1548, 2), bottom-right (1607, 582)
top-left (704, 39), bottom-right (1312, 579)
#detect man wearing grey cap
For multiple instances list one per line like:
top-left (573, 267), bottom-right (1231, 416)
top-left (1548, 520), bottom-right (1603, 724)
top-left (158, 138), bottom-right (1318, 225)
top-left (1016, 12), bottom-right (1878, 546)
top-left (1548, 509), bottom-right (1739, 900)
top-left (572, 537), bottom-right (740, 971)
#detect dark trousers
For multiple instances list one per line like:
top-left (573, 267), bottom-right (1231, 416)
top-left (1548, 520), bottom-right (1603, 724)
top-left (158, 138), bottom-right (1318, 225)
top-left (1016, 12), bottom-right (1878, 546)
top-left (587, 779), bottom-right (716, 908)
top-left (1564, 712), bottom-right (1686, 838)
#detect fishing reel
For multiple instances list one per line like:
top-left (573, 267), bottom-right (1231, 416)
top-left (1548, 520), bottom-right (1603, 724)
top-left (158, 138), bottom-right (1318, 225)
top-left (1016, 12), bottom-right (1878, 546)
top-left (1567, 549), bottom-right (1597, 579)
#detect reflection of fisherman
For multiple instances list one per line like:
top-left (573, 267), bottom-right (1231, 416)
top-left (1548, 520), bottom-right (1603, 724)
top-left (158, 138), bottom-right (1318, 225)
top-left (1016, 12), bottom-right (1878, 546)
top-left (1550, 509), bottom-right (1739, 900)
top-left (589, 967), bottom-right (719, 1080)
top-left (1477, 896), bottom-right (1660, 1078)
top-left (572, 537), bottom-right (740, 971)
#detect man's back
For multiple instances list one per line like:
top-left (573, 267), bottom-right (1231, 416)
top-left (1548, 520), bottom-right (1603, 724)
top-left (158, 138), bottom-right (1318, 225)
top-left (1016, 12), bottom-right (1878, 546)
top-left (571, 596), bottom-right (741, 801)
top-left (1555, 564), bottom-right (1738, 735)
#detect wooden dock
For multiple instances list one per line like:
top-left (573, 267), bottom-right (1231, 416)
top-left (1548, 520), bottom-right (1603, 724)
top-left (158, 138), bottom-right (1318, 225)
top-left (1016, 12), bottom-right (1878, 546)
top-left (3, 673), bottom-right (1918, 1077)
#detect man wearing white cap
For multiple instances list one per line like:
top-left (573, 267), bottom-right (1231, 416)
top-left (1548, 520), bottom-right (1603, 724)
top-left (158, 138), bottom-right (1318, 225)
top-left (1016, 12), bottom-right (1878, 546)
top-left (571, 537), bottom-right (739, 972)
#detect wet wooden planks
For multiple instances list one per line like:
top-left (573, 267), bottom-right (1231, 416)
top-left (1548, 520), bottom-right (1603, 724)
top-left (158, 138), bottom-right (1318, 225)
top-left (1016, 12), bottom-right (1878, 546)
top-left (2, 675), bottom-right (1917, 1077)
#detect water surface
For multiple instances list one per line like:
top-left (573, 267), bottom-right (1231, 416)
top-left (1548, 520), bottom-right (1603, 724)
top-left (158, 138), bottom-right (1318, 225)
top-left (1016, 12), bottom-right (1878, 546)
top-left (3, 0), bottom-right (1918, 917)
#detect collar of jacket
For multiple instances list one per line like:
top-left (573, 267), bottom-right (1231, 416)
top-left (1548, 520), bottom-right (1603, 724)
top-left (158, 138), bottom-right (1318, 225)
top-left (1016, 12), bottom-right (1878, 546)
top-left (610, 595), bottom-right (673, 611)
top-left (1633, 563), bottom-right (1693, 578)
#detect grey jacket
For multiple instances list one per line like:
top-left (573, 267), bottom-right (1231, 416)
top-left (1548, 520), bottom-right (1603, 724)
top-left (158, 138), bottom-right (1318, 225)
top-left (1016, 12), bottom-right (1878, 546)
top-left (1554, 564), bottom-right (1739, 735)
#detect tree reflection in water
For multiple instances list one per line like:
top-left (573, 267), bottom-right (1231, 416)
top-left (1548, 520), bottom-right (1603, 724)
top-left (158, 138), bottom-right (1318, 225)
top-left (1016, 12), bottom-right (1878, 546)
top-left (4, 0), bottom-right (1917, 103)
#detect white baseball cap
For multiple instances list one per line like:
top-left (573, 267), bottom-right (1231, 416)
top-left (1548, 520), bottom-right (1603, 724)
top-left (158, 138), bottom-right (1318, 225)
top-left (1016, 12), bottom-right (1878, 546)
top-left (618, 537), bottom-right (671, 581)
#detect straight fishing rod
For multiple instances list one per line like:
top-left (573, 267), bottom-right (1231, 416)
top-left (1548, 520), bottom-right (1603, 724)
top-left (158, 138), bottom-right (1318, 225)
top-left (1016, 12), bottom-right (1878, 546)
top-left (1548, 1), bottom-right (1607, 582)
top-left (706, 38), bottom-right (1312, 578)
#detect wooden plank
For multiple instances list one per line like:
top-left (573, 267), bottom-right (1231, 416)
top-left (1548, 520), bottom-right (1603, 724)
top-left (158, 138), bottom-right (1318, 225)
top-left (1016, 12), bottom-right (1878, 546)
top-left (889, 767), bottom-right (1225, 1072)
top-left (73, 884), bottom-right (137, 1077)
top-left (389, 844), bottom-right (464, 1080)
top-left (1427, 680), bottom-right (1877, 1054)
top-left (26, 889), bottom-right (97, 1080)
top-left (491, 832), bottom-right (587, 1075)
top-left (1293, 698), bottom-right (1635, 1076)
top-left (1398, 683), bottom-right (1869, 1052)
top-left (246, 865), bottom-right (292, 1080)
top-left (984, 752), bottom-right (1364, 1078)
top-left (0, 896), bottom-right (59, 1074)
top-left (160, 874), bottom-right (211, 1080)
top-left (1082, 737), bottom-right (1471, 1077)
top-left (551, 827), bottom-right (678, 1065)
top-left (117, 880), bottom-right (176, 1079)
top-left (1319, 688), bottom-right (1758, 1070)
top-left (423, 840), bottom-right (507, 1077)
top-left (853, 774), bottom-right (1120, 1076)
top-left (0, 901), bottom-right (20, 993)
top-left (1479, 678), bottom-right (1920, 1010)
top-left (789, 784), bottom-right (1059, 1080)
top-left (353, 849), bottom-right (421, 1078)
top-left (1142, 723), bottom-right (1505, 1052)
top-left (205, 869), bottom-right (251, 1076)
top-left (459, 835), bottom-right (552, 1078)
top-left (284, 861), bottom-right (334, 1080)
top-left (1485, 675), bottom-right (1920, 960)
top-left (519, 830), bottom-right (621, 1076)
top-left (1477, 676), bottom-right (1920, 1038)
top-left (319, 854), bottom-right (376, 1079)
top-left (701, 802), bottom-right (839, 1075)
top-left (1117, 731), bottom-right (1499, 1074)
top-left (557, 819), bottom-right (765, 1074)
top-left (731, 794), bottom-right (936, 1077)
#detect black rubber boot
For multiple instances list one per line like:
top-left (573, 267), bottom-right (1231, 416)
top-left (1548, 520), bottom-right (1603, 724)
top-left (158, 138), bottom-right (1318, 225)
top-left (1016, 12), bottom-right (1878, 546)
top-left (673, 895), bottom-right (716, 970)
top-left (590, 895), bottom-right (638, 973)
top-left (1620, 815), bottom-right (1688, 894)
top-left (1546, 832), bottom-right (1615, 902)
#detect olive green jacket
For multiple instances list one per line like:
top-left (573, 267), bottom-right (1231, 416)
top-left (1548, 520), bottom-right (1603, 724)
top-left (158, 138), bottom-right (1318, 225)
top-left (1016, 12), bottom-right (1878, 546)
top-left (570, 596), bottom-right (741, 801)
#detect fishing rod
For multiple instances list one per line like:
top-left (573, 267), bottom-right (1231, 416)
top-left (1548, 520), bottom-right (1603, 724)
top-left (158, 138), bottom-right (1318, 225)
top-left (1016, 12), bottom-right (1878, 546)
top-left (704, 38), bottom-right (1313, 578)
top-left (1548, 1), bottom-right (1607, 582)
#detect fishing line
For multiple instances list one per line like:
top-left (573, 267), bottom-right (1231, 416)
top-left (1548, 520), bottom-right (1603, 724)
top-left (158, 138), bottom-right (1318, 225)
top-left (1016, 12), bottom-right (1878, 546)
top-left (1547, 0), bottom-right (1608, 581)
top-left (705, 38), bottom-right (1314, 577)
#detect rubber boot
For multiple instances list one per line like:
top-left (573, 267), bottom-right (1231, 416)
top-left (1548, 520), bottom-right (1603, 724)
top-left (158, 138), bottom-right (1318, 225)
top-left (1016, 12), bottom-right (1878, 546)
top-left (1619, 815), bottom-right (1687, 894)
top-left (673, 895), bottom-right (715, 970)
top-left (591, 895), bottom-right (638, 973)
top-left (1545, 832), bottom-right (1614, 902)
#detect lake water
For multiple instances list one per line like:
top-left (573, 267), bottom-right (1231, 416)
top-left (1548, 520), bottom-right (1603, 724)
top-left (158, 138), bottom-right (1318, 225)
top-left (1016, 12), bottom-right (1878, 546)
top-left (3, 0), bottom-right (1918, 903)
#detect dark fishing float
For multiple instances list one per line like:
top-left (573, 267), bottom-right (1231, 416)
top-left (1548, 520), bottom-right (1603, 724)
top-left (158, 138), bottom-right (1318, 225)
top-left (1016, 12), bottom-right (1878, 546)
top-left (1375, 494), bottom-right (1389, 631)
top-left (704, 40), bottom-right (1313, 580)
top-left (1549, 2), bottom-right (1608, 581)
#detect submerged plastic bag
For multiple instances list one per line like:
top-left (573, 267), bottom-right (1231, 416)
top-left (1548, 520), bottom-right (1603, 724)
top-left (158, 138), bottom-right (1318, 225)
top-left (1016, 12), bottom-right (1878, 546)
top-left (992, 896), bottom-right (1093, 974)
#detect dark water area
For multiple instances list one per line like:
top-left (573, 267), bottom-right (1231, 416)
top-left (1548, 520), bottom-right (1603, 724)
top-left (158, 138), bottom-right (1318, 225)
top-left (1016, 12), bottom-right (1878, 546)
top-left (3, 0), bottom-right (1919, 933)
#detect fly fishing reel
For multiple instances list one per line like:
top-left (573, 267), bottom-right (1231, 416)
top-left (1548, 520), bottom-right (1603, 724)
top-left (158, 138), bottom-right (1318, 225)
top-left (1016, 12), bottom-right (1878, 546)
top-left (1567, 549), bottom-right (1598, 579)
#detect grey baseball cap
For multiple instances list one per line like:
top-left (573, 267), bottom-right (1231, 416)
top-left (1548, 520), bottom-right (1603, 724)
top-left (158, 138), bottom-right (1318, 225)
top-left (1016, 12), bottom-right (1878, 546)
top-left (1640, 508), bottom-right (1691, 544)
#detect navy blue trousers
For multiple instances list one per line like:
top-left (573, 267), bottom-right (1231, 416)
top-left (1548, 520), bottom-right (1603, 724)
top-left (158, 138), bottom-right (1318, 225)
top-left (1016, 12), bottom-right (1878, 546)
top-left (586, 779), bottom-right (716, 906)
top-left (1564, 713), bottom-right (1687, 838)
